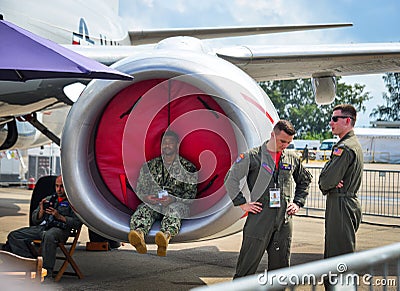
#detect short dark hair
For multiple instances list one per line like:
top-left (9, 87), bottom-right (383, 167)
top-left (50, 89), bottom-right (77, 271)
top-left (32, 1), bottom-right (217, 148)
top-left (273, 120), bottom-right (296, 136)
top-left (162, 130), bottom-right (179, 143)
top-left (333, 104), bottom-right (357, 126)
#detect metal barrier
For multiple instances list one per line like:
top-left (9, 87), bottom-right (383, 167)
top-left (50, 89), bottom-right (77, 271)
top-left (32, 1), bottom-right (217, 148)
top-left (303, 150), bottom-right (400, 163)
top-left (303, 166), bottom-right (400, 221)
top-left (192, 242), bottom-right (400, 291)
top-left (191, 165), bottom-right (400, 291)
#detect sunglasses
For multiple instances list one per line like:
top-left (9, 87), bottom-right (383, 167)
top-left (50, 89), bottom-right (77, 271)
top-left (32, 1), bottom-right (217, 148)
top-left (331, 116), bottom-right (354, 122)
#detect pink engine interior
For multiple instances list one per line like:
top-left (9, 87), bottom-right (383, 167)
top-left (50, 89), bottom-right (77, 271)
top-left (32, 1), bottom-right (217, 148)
top-left (95, 79), bottom-right (238, 213)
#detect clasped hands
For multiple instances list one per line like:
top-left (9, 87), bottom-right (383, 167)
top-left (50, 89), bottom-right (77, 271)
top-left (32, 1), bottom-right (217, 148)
top-left (144, 194), bottom-right (175, 207)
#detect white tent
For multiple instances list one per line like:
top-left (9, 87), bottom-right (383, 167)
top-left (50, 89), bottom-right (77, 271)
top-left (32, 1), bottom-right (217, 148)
top-left (354, 127), bottom-right (400, 164)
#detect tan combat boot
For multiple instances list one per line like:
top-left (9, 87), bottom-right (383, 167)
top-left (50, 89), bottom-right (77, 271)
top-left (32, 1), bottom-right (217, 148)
top-left (128, 229), bottom-right (147, 254)
top-left (155, 231), bottom-right (171, 257)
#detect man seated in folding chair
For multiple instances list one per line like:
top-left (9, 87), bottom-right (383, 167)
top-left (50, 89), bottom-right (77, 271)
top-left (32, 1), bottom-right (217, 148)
top-left (4, 175), bottom-right (82, 281)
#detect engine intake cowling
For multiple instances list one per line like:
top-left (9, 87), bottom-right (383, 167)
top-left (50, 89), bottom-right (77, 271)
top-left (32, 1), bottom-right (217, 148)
top-left (61, 40), bottom-right (278, 242)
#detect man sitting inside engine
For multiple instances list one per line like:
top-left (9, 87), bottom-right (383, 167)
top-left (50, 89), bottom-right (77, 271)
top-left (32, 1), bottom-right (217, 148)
top-left (128, 130), bottom-right (198, 256)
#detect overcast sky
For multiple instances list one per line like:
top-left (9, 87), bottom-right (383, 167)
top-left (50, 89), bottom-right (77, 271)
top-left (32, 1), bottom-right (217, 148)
top-left (118, 0), bottom-right (400, 127)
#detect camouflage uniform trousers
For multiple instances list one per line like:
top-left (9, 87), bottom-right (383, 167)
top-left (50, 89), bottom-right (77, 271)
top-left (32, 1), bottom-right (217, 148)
top-left (130, 202), bottom-right (190, 237)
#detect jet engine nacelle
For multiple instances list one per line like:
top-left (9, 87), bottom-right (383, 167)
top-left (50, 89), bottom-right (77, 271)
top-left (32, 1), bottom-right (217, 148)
top-left (61, 37), bottom-right (279, 242)
top-left (312, 76), bottom-right (337, 105)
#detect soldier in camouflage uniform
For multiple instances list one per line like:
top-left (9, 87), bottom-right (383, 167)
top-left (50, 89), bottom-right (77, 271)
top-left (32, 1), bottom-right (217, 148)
top-left (319, 104), bottom-right (363, 261)
top-left (225, 120), bottom-right (312, 278)
top-left (129, 131), bottom-right (197, 256)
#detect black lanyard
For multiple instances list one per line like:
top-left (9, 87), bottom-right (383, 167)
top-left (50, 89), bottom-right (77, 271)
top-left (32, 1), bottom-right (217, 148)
top-left (272, 156), bottom-right (282, 188)
top-left (161, 160), bottom-right (172, 187)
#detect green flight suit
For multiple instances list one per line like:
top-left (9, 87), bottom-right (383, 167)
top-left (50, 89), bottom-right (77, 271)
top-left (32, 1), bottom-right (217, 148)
top-left (319, 130), bottom-right (363, 258)
top-left (7, 194), bottom-right (81, 273)
top-left (225, 141), bottom-right (312, 278)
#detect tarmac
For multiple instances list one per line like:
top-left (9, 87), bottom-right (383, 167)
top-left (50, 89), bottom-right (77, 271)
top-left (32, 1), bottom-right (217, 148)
top-left (0, 184), bottom-right (399, 291)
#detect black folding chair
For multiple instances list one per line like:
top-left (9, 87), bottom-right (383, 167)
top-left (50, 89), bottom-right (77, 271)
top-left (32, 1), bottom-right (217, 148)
top-left (29, 175), bottom-right (83, 282)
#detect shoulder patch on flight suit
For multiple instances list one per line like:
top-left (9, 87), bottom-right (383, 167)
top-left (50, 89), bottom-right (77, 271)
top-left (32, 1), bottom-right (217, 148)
top-left (280, 163), bottom-right (292, 170)
top-left (235, 153), bottom-right (245, 163)
top-left (262, 162), bottom-right (273, 174)
top-left (333, 148), bottom-right (343, 156)
top-left (59, 201), bottom-right (69, 207)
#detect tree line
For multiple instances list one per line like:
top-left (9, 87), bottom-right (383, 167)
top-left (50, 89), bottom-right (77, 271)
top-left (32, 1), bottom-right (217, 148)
top-left (259, 72), bottom-right (399, 140)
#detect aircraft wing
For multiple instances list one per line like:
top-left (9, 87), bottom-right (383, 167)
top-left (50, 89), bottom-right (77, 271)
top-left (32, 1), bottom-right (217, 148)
top-left (128, 23), bottom-right (352, 45)
top-left (68, 42), bottom-right (400, 82)
top-left (216, 43), bottom-right (400, 81)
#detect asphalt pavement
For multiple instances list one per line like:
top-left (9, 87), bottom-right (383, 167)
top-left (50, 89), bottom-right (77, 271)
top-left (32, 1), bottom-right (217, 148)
top-left (0, 185), bottom-right (399, 291)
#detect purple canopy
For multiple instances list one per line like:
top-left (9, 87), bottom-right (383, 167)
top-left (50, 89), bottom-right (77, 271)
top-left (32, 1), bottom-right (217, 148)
top-left (0, 20), bottom-right (133, 81)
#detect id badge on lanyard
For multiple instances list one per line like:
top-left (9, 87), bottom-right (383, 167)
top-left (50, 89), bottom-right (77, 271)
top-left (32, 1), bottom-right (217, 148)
top-left (159, 163), bottom-right (170, 199)
top-left (269, 188), bottom-right (281, 208)
top-left (158, 189), bottom-right (169, 198)
top-left (269, 156), bottom-right (281, 208)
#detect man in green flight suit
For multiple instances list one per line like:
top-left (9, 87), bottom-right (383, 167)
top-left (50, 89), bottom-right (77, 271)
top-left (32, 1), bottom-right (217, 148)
top-left (128, 130), bottom-right (198, 256)
top-left (225, 120), bottom-right (312, 278)
top-left (319, 104), bottom-right (363, 261)
top-left (5, 176), bottom-right (82, 279)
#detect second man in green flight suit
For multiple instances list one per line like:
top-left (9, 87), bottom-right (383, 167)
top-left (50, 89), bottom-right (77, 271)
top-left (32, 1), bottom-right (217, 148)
top-left (319, 104), bottom-right (363, 259)
top-left (225, 120), bottom-right (312, 278)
